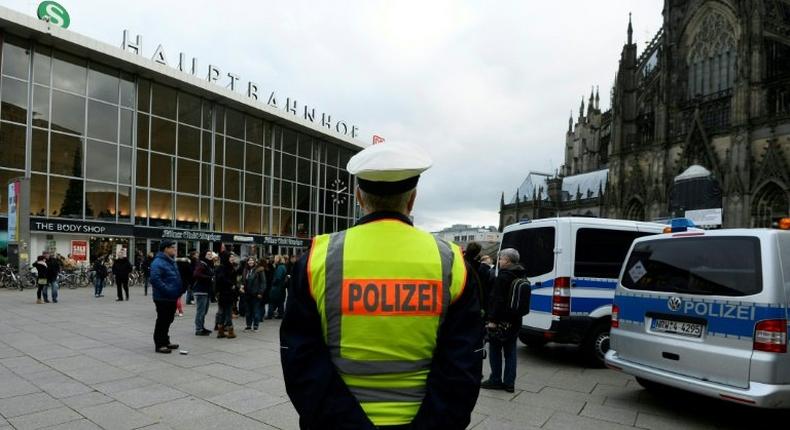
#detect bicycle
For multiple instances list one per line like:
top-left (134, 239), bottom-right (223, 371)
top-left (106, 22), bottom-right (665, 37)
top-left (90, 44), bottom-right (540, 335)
top-left (0, 265), bottom-right (22, 290)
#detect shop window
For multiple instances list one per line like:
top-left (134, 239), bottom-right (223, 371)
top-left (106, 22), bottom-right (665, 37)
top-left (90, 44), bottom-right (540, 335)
top-left (245, 173), bottom-right (262, 204)
top-left (135, 187), bottom-right (147, 225)
top-left (137, 113), bottom-right (149, 149)
top-left (178, 92), bottom-right (201, 127)
top-left (176, 194), bottom-right (199, 229)
top-left (49, 176), bottom-right (83, 218)
top-left (225, 137), bottom-right (244, 170)
top-left (150, 117), bottom-right (176, 154)
top-left (31, 128), bottom-right (48, 173)
top-left (87, 100), bottom-right (119, 142)
top-left (177, 124), bottom-right (200, 159)
top-left (52, 51), bottom-right (86, 95)
top-left (118, 185), bottom-right (131, 222)
top-left (51, 90), bottom-right (85, 135)
top-left (86, 140), bottom-right (118, 183)
top-left (225, 169), bottom-right (241, 200)
top-left (149, 190), bottom-right (173, 227)
top-left (176, 158), bottom-right (200, 195)
top-left (0, 122), bottom-right (26, 170)
top-left (137, 79), bottom-right (150, 113)
top-left (88, 64), bottom-right (119, 104)
top-left (86, 181), bottom-right (116, 221)
top-left (2, 40), bottom-right (30, 80)
top-left (150, 153), bottom-right (173, 190)
top-left (226, 108), bottom-right (244, 139)
top-left (33, 47), bottom-right (51, 86)
top-left (151, 83), bottom-right (177, 119)
top-left (119, 109), bottom-right (133, 146)
top-left (136, 150), bottom-right (148, 187)
top-left (246, 117), bottom-right (263, 145)
top-left (1, 77), bottom-right (28, 123)
top-left (119, 146), bottom-right (132, 184)
top-left (50, 132), bottom-right (84, 177)
top-left (245, 142), bottom-right (262, 173)
top-left (120, 74), bottom-right (135, 108)
top-left (30, 174), bottom-right (47, 216)
top-left (32, 85), bottom-right (49, 127)
top-left (244, 204), bottom-right (262, 234)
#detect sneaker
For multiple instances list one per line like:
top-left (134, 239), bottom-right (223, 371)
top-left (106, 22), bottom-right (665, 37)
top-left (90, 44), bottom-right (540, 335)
top-left (200, 328), bottom-right (212, 335)
top-left (504, 385), bottom-right (515, 393)
top-left (480, 379), bottom-right (504, 390)
top-left (244, 327), bottom-right (252, 331)
top-left (36, 299), bottom-right (43, 304)
top-left (156, 347), bottom-right (172, 354)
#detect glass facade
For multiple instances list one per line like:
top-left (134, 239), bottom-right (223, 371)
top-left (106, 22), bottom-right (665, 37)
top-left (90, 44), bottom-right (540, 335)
top-left (0, 34), bottom-right (359, 238)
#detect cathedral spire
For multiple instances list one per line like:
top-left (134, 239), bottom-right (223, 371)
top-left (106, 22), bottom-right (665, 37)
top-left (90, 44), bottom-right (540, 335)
top-left (627, 12), bottom-right (633, 45)
top-left (588, 86), bottom-right (595, 115)
top-left (568, 110), bottom-right (573, 133)
top-left (579, 97), bottom-right (585, 120)
top-left (595, 85), bottom-right (600, 109)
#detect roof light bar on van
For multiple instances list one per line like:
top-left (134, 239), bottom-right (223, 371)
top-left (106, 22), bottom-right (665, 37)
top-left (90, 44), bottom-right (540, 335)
top-left (775, 217), bottom-right (790, 230)
top-left (754, 319), bottom-right (787, 353)
top-left (552, 277), bottom-right (571, 317)
top-left (663, 218), bottom-right (696, 233)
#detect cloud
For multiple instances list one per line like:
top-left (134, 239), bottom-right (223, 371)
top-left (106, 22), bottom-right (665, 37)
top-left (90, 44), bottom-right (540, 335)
top-left (4, 0), bottom-right (663, 231)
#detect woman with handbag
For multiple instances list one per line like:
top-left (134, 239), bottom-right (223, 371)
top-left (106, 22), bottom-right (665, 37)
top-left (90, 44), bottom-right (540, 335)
top-left (34, 256), bottom-right (49, 304)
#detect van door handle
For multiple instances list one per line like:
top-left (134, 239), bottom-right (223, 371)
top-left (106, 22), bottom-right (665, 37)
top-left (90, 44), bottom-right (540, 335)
top-left (662, 352), bottom-right (679, 361)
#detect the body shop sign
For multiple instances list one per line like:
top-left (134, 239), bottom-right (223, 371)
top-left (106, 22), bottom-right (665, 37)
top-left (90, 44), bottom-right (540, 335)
top-left (71, 240), bottom-right (87, 261)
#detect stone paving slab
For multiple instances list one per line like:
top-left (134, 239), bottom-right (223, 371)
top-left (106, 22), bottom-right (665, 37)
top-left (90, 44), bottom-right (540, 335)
top-left (3, 288), bottom-right (790, 430)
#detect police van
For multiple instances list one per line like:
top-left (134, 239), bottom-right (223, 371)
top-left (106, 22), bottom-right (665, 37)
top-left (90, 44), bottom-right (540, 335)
top-left (606, 221), bottom-right (790, 408)
top-left (499, 217), bottom-right (668, 366)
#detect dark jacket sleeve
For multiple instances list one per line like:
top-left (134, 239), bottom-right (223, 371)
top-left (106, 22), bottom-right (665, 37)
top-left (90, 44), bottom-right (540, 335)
top-left (410, 261), bottom-right (485, 429)
top-left (280, 255), bottom-right (375, 430)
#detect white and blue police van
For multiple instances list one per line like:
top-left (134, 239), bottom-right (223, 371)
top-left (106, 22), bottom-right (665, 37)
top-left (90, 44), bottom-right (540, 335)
top-left (499, 217), bottom-right (668, 366)
top-left (606, 219), bottom-right (790, 408)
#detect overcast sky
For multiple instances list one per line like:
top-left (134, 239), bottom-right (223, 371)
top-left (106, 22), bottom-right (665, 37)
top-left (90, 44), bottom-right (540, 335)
top-left (7, 0), bottom-right (664, 231)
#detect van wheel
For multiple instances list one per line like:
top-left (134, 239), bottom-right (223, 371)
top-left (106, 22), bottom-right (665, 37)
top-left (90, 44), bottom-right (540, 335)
top-left (583, 323), bottom-right (610, 367)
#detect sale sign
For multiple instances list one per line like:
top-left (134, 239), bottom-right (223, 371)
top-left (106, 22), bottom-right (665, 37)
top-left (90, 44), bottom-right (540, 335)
top-left (71, 240), bottom-right (88, 262)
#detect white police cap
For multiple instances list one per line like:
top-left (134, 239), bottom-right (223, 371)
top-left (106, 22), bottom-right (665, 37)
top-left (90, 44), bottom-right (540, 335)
top-left (347, 142), bottom-right (432, 195)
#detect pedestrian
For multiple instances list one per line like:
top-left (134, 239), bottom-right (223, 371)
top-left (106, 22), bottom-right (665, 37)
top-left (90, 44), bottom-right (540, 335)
top-left (184, 250), bottom-right (198, 305)
top-left (34, 255), bottom-right (49, 304)
top-left (281, 141), bottom-right (484, 429)
top-left (266, 255), bottom-right (287, 319)
top-left (93, 256), bottom-right (108, 298)
top-left (241, 257), bottom-right (266, 331)
top-left (192, 250), bottom-right (216, 336)
top-left (214, 251), bottom-right (237, 339)
top-left (464, 242), bottom-right (494, 313)
top-left (150, 240), bottom-right (184, 354)
top-left (46, 253), bottom-right (61, 304)
top-left (112, 251), bottom-right (132, 301)
top-left (142, 252), bottom-right (153, 296)
top-left (481, 248), bottom-right (526, 393)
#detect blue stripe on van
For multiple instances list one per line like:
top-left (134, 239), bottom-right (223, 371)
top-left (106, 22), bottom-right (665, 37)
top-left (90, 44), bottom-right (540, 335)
top-left (614, 295), bottom-right (787, 338)
top-left (574, 279), bottom-right (617, 289)
top-left (571, 296), bottom-right (613, 314)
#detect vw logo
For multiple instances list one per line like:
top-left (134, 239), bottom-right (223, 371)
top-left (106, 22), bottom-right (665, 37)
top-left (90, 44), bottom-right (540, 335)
top-left (667, 296), bottom-right (682, 312)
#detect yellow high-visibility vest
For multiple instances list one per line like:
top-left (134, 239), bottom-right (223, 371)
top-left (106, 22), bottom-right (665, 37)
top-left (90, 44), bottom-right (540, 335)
top-left (307, 218), bottom-right (467, 426)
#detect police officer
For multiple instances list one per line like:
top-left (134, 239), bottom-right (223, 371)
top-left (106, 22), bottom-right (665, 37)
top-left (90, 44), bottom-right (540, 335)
top-left (281, 142), bottom-right (484, 429)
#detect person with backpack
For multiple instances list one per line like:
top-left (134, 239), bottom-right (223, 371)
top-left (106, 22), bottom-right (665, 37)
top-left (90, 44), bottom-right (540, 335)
top-left (481, 247), bottom-right (526, 393)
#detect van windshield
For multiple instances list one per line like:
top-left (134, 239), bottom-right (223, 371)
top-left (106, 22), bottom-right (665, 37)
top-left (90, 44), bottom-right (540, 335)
top-left (621, 236), bottom-right (762, 296)
top-left (500, 226), bottom-right (555, 277)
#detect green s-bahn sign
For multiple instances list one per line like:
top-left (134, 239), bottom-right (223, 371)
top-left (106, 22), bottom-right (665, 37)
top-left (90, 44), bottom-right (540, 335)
top-left (37, 1), bottom-right (70, 29)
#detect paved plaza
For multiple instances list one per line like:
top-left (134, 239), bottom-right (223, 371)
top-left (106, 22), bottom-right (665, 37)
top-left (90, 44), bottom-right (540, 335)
top-left (0, 287), bottom-right (788, 430)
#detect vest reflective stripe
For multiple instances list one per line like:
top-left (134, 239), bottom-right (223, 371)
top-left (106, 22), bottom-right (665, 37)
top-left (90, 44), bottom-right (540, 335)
top-left (308, 220), bottom-right (467, 426)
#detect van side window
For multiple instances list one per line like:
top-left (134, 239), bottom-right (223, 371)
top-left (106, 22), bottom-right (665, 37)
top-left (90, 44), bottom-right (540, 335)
top-left (500, 227), bottom-right (555, 277)
top-left (574, 228), bottom-right (652, 279)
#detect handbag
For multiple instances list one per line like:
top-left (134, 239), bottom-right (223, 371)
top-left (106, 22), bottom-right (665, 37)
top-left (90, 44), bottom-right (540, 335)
top-left (37, 278), bottom-right (48, 286)
top-left (487, 321), bottom-right (514, 342)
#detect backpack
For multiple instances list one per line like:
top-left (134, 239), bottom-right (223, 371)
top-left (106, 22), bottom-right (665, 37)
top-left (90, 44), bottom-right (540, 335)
top-left (507, 277), bottom-right (531, 316)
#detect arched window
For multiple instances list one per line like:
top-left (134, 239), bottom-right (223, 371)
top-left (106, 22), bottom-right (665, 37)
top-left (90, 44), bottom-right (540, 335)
top-left (687, 12), bottom-right (737, 98)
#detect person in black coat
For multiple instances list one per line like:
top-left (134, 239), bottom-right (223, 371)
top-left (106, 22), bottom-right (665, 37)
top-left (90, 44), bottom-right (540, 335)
top-left (93, 256), bottom-right (109, 298)
top-left (112, 253), bottom-right (133, 301)
top-left (481, 248), bottom-right (526, 393)
top-left (46, 254), bottom-right (62, 303)
top-left (192, 250), bottom-right (216, 336)
top-left (214, 251), bottom-right (238, 339)
top-left (142, 253), bottom-right (153, 296)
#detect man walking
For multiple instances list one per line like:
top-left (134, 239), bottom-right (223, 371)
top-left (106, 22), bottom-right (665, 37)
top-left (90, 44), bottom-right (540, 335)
top-left (113, 251), bottom-right (133, 301)
top-left (281, 141), bottom-right (484, 429)
top-left (481, 248), bottom-right (525, 393)
top-left (46, 253), bottom-right (61, 304)
top-left (150, 240), bottom-right (184, 354)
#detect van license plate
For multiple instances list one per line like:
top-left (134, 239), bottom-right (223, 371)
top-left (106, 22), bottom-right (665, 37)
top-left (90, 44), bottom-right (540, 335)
top-left (651, 319), bottom-right (703, 338)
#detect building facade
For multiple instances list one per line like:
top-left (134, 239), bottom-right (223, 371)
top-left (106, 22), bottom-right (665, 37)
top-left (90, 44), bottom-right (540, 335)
top-left (0, 7), bottom-right (363, 262)
top-left (501, 0), bottom-right (790, 230)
